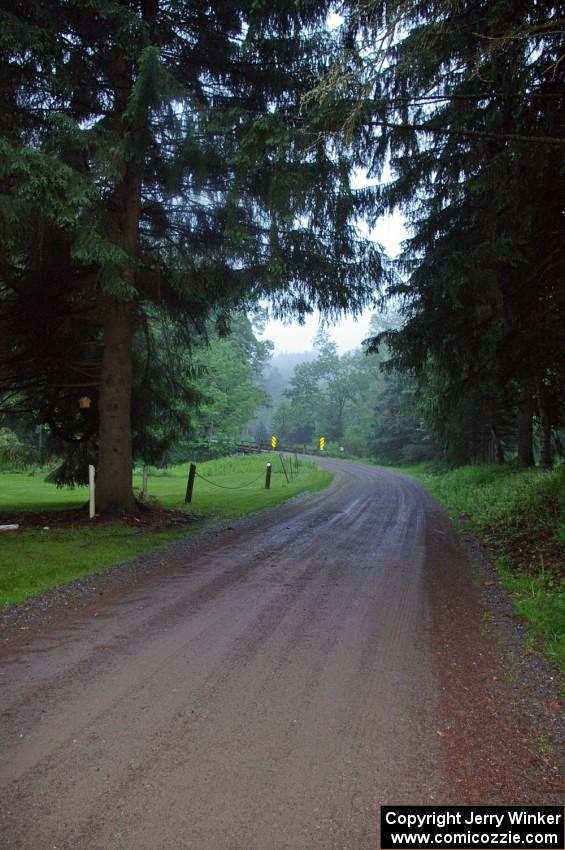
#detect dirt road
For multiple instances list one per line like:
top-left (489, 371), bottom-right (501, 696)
top-left (0, 460), bottom-right (561, 850)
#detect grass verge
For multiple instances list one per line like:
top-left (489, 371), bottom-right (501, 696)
top-left (0, 525), bottom-right (186, 609)
top-left (0, 453), bottom-right (332, 607)
top-left (405, 463), bottom-right (565, 674)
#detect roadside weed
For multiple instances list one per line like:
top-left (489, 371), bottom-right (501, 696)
top-left (538, 734), bottom-right (554, 756)
top-left (406, 463), bottom-right (565, 673)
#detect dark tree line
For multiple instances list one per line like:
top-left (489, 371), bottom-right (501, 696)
top-left (311, 0), bottom-right (565, 466)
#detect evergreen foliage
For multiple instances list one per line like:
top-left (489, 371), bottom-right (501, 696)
top-left (0, 1), bottom-right (387, 510)
top-left (313, 0), bottom-right (565, 465)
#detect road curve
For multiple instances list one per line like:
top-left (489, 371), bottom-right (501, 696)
top-left (0, 459), bottom-right (556, 850)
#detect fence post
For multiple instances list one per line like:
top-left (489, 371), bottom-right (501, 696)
top-left (265, 462), bottom-right (272, 489)
top-left (279, 453), bottom-right (289, 483)
top-left (88, 464), bottom-right (96, 519)
top-left (185, 463), bottom-right (197, 504)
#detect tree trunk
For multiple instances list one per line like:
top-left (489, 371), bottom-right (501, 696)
top-left (89, 6), bottom-right (160, 514)
top-left (94, 59), bottom-right (143, 513)
top-left (517, 404), bottom-right (535, 468)
top-left (94, 163), bottom-right (141, 514)
top-left (95, 299), bottom-right (136, 514)
top-left (536, 379), bottom-right (553, 469)
top-left (554, 431), bottom-right (564, 461)
top-left (490, 426), bottom-right (504, 465)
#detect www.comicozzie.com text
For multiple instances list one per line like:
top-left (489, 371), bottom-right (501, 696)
top-left (383, 809), bottom-right (564, 848)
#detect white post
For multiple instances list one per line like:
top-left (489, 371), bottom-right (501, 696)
top-left (88, 464), bottom-right (95, 519)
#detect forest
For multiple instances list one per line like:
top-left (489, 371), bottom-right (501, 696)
top-left (1, 0), bottom-right (563, 508)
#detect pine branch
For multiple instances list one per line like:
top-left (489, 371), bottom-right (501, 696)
top-left (366, 118), bottom-right (565, 147)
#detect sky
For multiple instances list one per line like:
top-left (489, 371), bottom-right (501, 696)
top-left (257, 11), bottom-right (407, 356)
top-left (259, 206), bottom-right (406, 355)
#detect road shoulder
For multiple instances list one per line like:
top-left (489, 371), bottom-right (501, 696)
top-left (427, 508), bottom-right (564, 803)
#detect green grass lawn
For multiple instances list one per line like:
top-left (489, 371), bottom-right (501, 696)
top-left (0, 525), bottom-right (186, 608)
top-left (0, 470), bottom-right (88, 512)
top-left (406, 463), bottom-right (565, 675)
top-left (0, 454), bottom-right (332, 607)
top-left (133, 453), bottom-right (330, 519)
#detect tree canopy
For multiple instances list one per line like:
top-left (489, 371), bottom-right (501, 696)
top-left (4, 0), bottom-right (562, 486)
top-left (310, 0), bottom-right (565, 465)
top-left (1, 0), bottom-right (387, 511)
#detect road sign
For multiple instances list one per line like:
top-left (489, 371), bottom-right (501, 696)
top-left (319, 436), bottom-right (325, 450)
top-left (271, 435), bottom-right (278, 448)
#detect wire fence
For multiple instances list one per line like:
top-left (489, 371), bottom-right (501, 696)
top-left (183, 453), bottom-right (301, 504)
top-left (194, 471), bottom-right (264, 490)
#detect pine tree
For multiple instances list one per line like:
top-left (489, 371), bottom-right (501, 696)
top-left (312, 0), bottom-right (565, 464)
top-left (1, 1), bottom-right (386, 512)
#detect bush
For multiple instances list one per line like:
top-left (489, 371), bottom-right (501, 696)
top-left (0, 429), bottom-right (42, 471)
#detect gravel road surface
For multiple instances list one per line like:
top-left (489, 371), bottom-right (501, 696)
top-left (0, 459), bottom-right (562, 850)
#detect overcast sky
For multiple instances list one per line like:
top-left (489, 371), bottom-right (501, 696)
top-left (258, 12), bottom-right (406, 356)
top-left (260, 204), bottom-right (406, 355)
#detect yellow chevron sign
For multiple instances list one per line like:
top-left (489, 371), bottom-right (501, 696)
top-left (319, 436), bottom-right (325, 450)
top-left (271, 435), bottom-right (278, 448)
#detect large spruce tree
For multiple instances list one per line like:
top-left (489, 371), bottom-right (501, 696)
top-left (1, 0), bottom-right (385, 512)
top-left (314, 0), bottom-right (564, 464)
